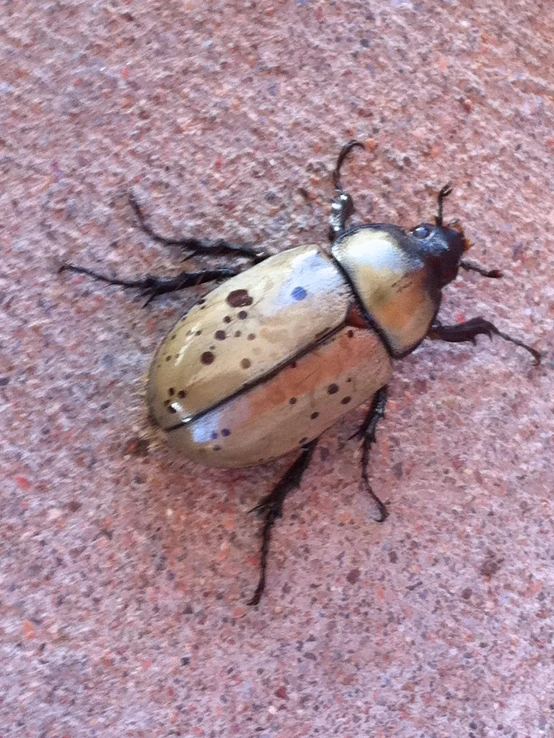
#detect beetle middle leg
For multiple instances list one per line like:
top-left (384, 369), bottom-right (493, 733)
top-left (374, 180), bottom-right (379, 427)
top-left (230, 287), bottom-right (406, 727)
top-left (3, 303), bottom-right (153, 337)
top-left (247, 440), bottom-right (318, 606)
top-left (429, 318), bottom-right (541, 364)
top-left (328, 140), bottom-right (365, 242)
top-left (129, 195), bottom-right (265, 262)
top-left (59, 263), bottom-right (237, 306)
top-left (349, 386), bottom-right (389, 523)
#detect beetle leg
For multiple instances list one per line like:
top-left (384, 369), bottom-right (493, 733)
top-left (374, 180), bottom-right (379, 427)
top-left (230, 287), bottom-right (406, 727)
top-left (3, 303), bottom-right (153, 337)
top-left (429, 318), bottom-right (541, 364)
top-left (349, 386), bottom-right (389, 523)
top-left (434, 182), bottom-right (453, 227)
top-left (328, 140), bottom-right (365, 242)
top-left (247, 440), bottom-right (318, 606)
top-left (460, 260), bottom-right (503, 279)
top-left (129, 195), bottom-right (266, 262)
top-left (59, 263), bottom-right (237, 305)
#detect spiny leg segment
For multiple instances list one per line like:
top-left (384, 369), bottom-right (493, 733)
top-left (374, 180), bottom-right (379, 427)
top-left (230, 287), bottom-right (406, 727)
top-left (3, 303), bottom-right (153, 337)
top-left (128, 195), bottom-right (265, 262)
top-left (247, 440), bottom-right (318, 606)
top-left (59, 263), bottom-right (237, 305)
top-left (349, 386), bottom-right (389, 522)
top-left (328, 140), bottom-right (365, 242)
top-left (429, 318), bottom-right (541, 364)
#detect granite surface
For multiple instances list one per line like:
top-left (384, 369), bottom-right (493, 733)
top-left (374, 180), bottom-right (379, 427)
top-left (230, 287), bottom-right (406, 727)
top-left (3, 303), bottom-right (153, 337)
top-left (2, 0), bottom-right (553, 736)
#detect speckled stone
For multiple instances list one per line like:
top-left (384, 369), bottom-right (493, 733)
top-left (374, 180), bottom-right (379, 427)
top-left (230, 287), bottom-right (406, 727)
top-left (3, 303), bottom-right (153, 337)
top-left (2, 1), bottom-right (553, 736)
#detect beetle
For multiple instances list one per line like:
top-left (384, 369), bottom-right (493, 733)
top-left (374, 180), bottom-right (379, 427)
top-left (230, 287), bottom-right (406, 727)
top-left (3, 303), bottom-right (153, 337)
top-left (61, 141), bottom-right (540, 605)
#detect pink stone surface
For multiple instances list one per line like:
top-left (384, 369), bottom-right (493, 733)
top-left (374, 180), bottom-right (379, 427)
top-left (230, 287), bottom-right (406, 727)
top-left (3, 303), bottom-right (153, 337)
top-left (2, 1), bottom-right (553, 736)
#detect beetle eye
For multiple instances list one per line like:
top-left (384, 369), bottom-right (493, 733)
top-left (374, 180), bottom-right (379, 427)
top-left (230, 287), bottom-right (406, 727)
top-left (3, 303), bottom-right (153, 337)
top-left (412, 224), bottom-right (431, 239)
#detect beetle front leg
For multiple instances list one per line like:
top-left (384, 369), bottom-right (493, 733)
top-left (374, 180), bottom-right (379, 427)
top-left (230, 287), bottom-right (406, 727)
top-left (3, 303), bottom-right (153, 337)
top-left (59, 263), bottom-right (237, 306)
top-left (129, 195), bottom-right (266, 262)
top-left (328, 140), bottom-right (365, 242)
top-left (247, 440), bottom-right (318, 606)
top-left (349, 386), bottom-right (389, 522)
top-left (460, 260), bottom-right (503, 279)
top-left (429, 318), bottom-right (541, 364)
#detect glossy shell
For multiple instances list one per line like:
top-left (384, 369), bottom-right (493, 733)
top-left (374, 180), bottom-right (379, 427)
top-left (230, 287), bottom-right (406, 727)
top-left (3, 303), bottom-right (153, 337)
top-left (148, 244), bottom-right (392, 467)
top-left (332, 225), bottom-right (441, 356)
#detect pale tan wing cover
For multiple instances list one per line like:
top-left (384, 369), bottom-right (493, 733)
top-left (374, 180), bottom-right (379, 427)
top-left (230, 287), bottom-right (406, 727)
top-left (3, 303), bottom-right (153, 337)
top-left (148, 245), bottom-right (352, 429)
top-left (166, 325), bottom-right (392, 468)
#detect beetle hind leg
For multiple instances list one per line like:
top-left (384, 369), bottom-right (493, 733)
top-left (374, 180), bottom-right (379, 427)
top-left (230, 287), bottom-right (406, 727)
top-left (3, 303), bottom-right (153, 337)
top-left (247, 440), bottom-right (318, 606)
top-left (59, 263), bottom-right (237, 306)
top-left (129, 195), bottom-right (266, 262)
top-left (349, 386), bottom-right (389, 523)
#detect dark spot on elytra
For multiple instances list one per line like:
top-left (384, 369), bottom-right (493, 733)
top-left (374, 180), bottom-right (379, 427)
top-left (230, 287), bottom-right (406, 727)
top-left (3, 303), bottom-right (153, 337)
top-left (171, 334), bottom-right (177, 340)
top-left (165, 355), bottom-right (172, 362)
top-left (290, 361), bottom-right (297, 369)
top-left (221, 428), bottom-right (231, 437)
top-left (289, 397), bottom-right (297, 405)
top-left (178, 390), bottom-right (187, 398)
top-left (213, 445), bottom-right (222, 451)
top-left (234, 330), bottom-right (242, 337)
top-left (215, 330), bottom-right (226, 341)
top-left (240, 358), bottom-right (251, 369)
top-left (196, 330), bottom-right (202, 336)
top-left (201, 351), bottom-right (215, 365)
top-left (211, 431), bottom-right (219, 440)
top-left (223, 316), bottom-right (232, 324)
top-left (168, 405), bottom-right (177, 414)
top-left (168, 388), bottom-right (175, 396)
top-left (327, 383), bottom-right (339, 395)
top-left (227, 289), bottom-right (253, 308)
top-left (247, 333), bottom-right (256, 341)
top-left (299, 437), bottom-right (308, 445)
top-left (310, 411), bottom-right (319, 420)
top-left (346, 377), bottom-right (352, 383)
top-left (238, 310), bottom-right (248, 320)
top-left (198, 297), bottom-right (206, 305)
top-left (341, 396), bottom-right (352, 405)
top-left (347, 329), bottom-right (354, 338)
top-left (291, 286), bottom-right (307, 301)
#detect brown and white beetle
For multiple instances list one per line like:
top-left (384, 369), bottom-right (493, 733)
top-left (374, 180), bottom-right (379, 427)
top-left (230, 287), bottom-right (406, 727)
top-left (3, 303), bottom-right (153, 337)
top-left (61, 141), bottom-right (540, 604)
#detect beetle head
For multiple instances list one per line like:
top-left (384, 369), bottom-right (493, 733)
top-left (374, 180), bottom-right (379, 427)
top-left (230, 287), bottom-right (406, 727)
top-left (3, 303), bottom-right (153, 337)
top-left (408, 222), bottom-right (469, 287)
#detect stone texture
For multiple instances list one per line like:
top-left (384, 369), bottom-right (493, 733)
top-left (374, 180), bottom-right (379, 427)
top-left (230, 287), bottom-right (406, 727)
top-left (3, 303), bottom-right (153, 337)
top-left (1, 1), bottom-right (553, 736)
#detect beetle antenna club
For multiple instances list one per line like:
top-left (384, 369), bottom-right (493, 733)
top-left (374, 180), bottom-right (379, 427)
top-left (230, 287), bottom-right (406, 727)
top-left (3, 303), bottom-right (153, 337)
top-left (328, 139), bottom-right (365, 242)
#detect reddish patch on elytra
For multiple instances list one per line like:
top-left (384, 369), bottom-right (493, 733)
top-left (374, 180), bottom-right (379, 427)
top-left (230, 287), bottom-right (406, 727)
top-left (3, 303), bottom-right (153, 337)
top-left (346, 303), bottom-right (367, 329)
